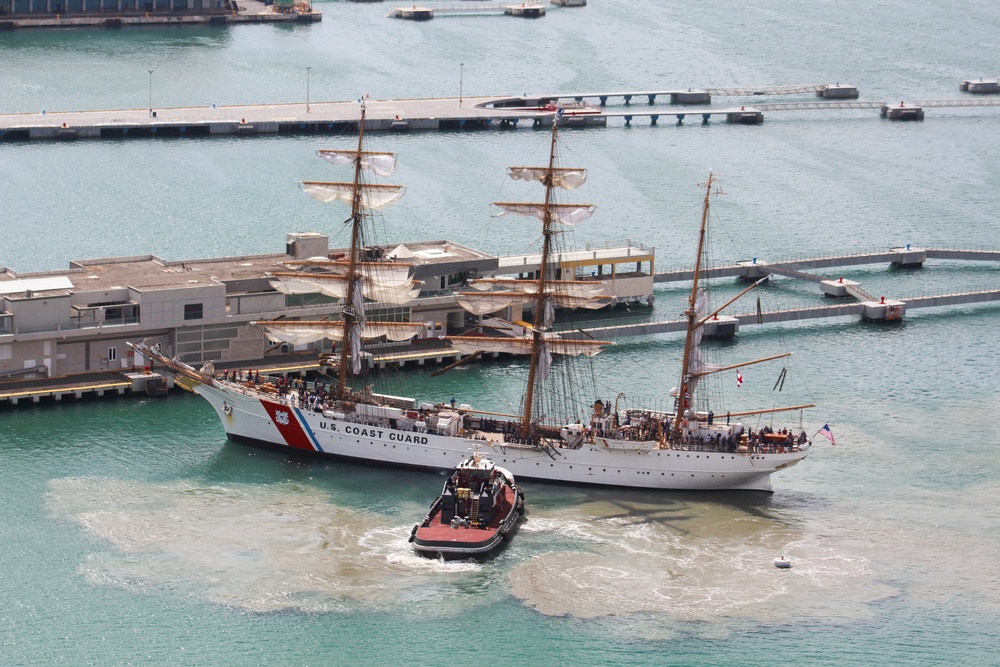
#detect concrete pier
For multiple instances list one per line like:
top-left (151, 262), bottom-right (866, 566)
top-left (0, 0), bottom-right (321, 29)
top-left (961, 78), bottom-right (1000, 94)
top-left (881, 102), bottom-right (924, 120)
top-left (820, 278), bottom-right (860, 298)
top-left (817, 84), bottom-right (859, 99)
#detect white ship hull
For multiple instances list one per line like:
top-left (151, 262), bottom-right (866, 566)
top-left (196, 382), bottom-right (808, 492)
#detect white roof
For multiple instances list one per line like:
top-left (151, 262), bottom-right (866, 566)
top-left (0, 276), bottom-right (74, 295)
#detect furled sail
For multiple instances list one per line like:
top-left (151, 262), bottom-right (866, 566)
top-left (317, 149), bottom-right (397, 177)
top-left (251, 320), bottom-right (425, 346)
top-left (268, 274), bottom-right (327, 295)
top-left (280, 261), bottom-right (414, 288)
top-left (468, 278), bottom-right (609, 298)
top-left (269, 272), bottom-right (422, 305)
top-left (493, 202), bottom-right (596, 227)
top-left (552, 294), bottom-right (615, 309)
top-left (301, 181), bottom-right (405, 211)
top-left (447, 336), bottom-right (609, 358)
top-left (456, 292), bottom-right (533, 316)
top-left (456, 291), bottom-right (614, 317)
top-left (685, 288), bottom-right (721, 396)
top-left (507, 166), bottom-right (588, 190)
top-left (364, 280), bottom-right (423, 305)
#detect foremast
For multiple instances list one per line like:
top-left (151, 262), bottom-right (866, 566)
top-left (254, 105), bottom-right (422, 399)
top-left (335, 105), bottom-right (369, 397)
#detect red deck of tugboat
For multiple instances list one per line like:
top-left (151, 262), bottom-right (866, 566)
top-left (413, 485), bottom-right (517, 544)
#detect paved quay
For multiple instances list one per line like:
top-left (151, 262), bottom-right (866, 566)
top-left (0, 0), bottom-right (321, 29)
top-left (0, 88), bottom-right (880, 142)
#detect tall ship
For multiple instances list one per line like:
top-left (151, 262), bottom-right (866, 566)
top-left (132, 107), bottom-right (815, 492)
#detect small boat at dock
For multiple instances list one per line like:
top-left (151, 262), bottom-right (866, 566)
top-left (409, 452), bottom-right (525, 559)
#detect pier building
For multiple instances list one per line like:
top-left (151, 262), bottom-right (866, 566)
top-left (0, 233), bottom-right (654, 382)
top-left (3, 238), bottom-right (999, 406)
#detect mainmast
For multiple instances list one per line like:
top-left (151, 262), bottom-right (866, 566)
top-left (519, 121), bottom-right (559, 437)
top-left (674, 173), bottom-right (714, 433)
top-left (336, 105), bottom-right (369, 397)
top-left (444, 118), bottom-right (610, 438)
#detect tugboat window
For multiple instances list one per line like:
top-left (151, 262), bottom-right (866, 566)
top-left (184, 303), bottom-right (203, 320)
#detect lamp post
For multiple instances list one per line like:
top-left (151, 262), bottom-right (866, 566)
top-left (306, 66), bottom-right (311, 113)
top-left (148, 69), bottom-right (153, 118)
top-left (459, 62), bottom-right (464, 108)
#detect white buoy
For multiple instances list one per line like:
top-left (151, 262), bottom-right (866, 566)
top-left (774, 555), bottom-right (791, 569)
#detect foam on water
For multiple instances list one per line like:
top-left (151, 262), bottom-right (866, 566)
top-left (509, 484), bottom-right (1000, 629)
top-left (46, 476), bottom-right (486, 614)
top-left (509, 501), bottom-right (885, 624)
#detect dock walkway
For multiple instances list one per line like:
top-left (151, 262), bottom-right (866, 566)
top-left (574, 246), bottom-right (1000, 340)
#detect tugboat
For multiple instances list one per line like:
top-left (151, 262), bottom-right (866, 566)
top-left (409, 452), bottom-right (525, 559)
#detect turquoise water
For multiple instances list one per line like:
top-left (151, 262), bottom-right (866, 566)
top-left (2, 1), bottom-right (1000, 664)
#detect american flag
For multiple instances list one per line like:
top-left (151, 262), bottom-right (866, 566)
top-left (736, 370), bottom-right (743, 388)
top-left (817, 424), bottom-right (836, 446)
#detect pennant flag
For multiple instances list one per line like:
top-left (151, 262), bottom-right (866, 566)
top-left (736, 370), bottom-right (743, 388)
top-left (817, 423), bottom-right (836, 446)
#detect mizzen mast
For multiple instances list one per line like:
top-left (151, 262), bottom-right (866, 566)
top-left (674, 173), bottom-right (715, 433)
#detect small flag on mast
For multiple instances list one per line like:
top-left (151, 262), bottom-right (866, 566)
top-left (736, 370), bottom-right (743, 388)
top-left (817, 424), bottom-right (836, 446)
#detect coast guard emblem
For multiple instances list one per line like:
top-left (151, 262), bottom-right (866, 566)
top-left (275, 410), bottom-right (290, 426)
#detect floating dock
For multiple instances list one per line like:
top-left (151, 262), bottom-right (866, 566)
top-left (389, 3), bottom-right (546, 19)
top-left (961, 78), bottom-right (1000, 94)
